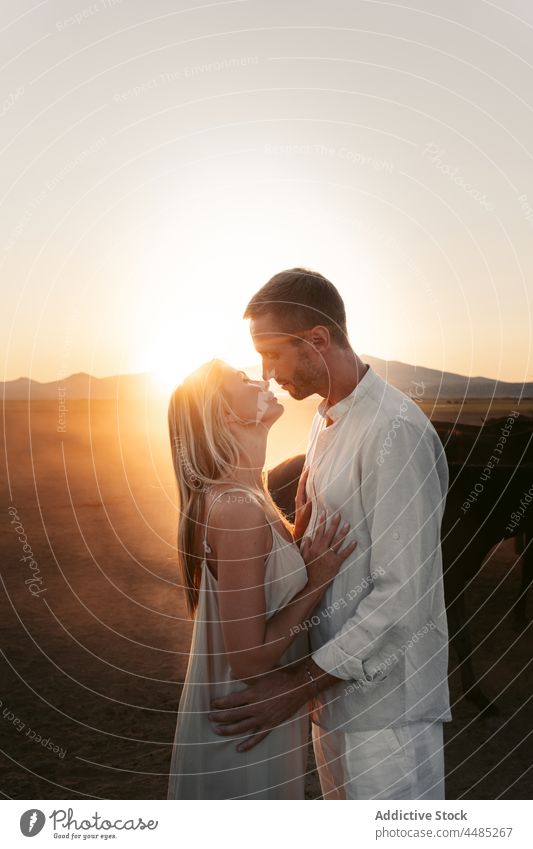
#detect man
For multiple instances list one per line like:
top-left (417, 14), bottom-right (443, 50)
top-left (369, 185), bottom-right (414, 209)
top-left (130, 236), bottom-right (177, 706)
top-left (208, 267), bottom-right (451, 799)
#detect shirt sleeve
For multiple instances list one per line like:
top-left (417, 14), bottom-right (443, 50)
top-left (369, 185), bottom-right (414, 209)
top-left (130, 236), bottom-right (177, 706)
top-left (311, 419), bottom-right (448, 684)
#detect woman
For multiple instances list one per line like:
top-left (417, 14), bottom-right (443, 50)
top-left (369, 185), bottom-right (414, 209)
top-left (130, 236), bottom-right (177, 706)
top-left (166, 359), bottom-right (356, 799)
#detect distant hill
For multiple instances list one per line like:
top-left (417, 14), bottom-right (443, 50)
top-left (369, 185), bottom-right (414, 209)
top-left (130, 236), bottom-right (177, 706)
top-left (2, 357), bottom-right (532, 400)
top-left (1, 372), bottom-right (155, 401)
top-left (361, 356), bottom-right (533, 400)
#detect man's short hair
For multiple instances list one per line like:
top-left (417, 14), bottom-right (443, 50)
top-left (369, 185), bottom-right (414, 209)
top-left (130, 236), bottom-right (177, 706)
top-left (243, 267), bottom-right (350, 348)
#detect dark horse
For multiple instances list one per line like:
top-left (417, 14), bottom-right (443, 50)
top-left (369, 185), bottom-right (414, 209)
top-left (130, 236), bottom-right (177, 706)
top-left (267, 423), bottom-right (533, 717)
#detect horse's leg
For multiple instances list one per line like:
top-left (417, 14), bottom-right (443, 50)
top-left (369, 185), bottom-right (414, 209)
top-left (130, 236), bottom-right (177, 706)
top-left (447, 572), bottom-right (499, 716)
top-left (514, 532), bottom-right (525, 557)
top-left (513, 531), bottom-right (532, 626)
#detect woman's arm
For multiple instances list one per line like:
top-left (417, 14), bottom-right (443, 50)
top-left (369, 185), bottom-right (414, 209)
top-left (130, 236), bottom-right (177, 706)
top-left (208, 491), bottom-right (356, 679)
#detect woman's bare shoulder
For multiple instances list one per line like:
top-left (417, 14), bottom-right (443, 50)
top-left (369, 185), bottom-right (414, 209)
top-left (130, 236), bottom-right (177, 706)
top-left (205, 486), bottom-right (268, 534)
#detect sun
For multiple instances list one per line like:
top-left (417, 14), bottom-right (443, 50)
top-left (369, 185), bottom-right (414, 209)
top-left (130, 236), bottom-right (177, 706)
top-left (132, 338), bottom-right (203, 398)
top-left (129, 276), bottom-right (261, 398)
top-left (134, 328), bottom-right (256, 399)
top-left (150, 362), bottom-right (189, 397)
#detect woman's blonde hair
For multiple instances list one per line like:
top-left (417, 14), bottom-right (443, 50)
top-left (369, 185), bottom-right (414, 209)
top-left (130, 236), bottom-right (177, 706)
top-left (168, 358), bottom-right (292, 617)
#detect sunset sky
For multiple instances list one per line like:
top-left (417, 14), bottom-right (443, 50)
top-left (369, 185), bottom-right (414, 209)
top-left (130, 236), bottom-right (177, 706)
top-left (1, 0), bottom-right (532, 388)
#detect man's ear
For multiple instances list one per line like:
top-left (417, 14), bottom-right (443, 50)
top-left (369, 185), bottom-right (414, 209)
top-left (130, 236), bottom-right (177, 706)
top-left (308, 325), bottom-right (331, 350)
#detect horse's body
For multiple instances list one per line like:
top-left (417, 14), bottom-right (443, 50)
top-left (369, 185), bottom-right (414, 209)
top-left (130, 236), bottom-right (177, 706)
top-left (267, 431), bottom-right (532, 715)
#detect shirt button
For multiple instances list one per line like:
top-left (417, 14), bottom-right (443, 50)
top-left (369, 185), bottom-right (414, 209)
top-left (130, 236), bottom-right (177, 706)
top-left (392, 531), bottom-right (400, 540)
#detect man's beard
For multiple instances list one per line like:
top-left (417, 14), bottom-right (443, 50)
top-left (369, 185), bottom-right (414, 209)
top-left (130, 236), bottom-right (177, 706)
top-left (285, 383), bottom-right (311, 400)
top-left (288, 357), bottom-right (327, 400)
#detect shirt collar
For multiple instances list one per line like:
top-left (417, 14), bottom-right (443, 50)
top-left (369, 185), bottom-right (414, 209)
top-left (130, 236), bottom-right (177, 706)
top-left (317, 363), bottom-right (375, 424)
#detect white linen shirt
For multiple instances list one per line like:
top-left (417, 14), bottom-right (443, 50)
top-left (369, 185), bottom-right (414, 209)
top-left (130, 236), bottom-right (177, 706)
top-left (303, 364), bottom-right (452, 732)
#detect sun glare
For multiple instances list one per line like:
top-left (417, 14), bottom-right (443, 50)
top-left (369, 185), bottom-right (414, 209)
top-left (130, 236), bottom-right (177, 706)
top-left (136, 329), bottom-right (255, 399)
top-left (128, 175), bottom-right (385, 398)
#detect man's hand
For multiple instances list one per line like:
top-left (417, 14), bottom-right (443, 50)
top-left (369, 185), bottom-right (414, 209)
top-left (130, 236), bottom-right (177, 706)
top-left (208, 665), bottom-right (311, 752)
top-left (294, 466), bottom-right (312, 543)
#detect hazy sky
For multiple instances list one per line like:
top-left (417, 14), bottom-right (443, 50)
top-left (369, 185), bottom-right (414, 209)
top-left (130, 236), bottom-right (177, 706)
top-left (2, 0), bottom-right (532, 387)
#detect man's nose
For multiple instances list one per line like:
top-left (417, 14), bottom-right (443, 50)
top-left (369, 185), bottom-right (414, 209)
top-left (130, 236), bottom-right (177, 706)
top-left (262, 364), bottom-right (276, 382)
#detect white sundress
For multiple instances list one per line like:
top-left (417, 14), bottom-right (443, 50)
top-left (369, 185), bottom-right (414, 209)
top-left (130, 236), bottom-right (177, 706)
top-left (167, 486), bottom-right (311, 800)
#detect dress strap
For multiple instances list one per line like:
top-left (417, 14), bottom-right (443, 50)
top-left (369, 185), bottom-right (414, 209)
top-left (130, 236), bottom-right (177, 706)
top-left (202, 486), bottom-right (263, 555)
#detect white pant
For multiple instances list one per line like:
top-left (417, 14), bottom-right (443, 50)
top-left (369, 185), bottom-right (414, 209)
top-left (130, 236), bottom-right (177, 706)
top-left (312, 720), bottom-right (445, 800)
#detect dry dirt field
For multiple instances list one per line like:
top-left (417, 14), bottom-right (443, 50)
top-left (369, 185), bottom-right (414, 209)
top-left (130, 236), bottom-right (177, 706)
top-left (1, 398), bottom-right (531, 799)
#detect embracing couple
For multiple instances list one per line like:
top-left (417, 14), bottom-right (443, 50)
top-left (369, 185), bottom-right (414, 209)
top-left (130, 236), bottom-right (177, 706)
top-left (167, 268), bottom-right (451, 800)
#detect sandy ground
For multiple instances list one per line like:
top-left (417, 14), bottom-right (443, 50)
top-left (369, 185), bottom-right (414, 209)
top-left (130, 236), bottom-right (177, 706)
top-left (1, 399), bottom-right (531, 799)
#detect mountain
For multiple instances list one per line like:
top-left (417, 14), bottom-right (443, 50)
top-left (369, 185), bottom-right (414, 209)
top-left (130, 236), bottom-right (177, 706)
top-left (2, 357), bottom-right (532, 400)
top-left (360, 356), bottom-right (533, 399)
top-left (1, 371), bottom-right (154, 401)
